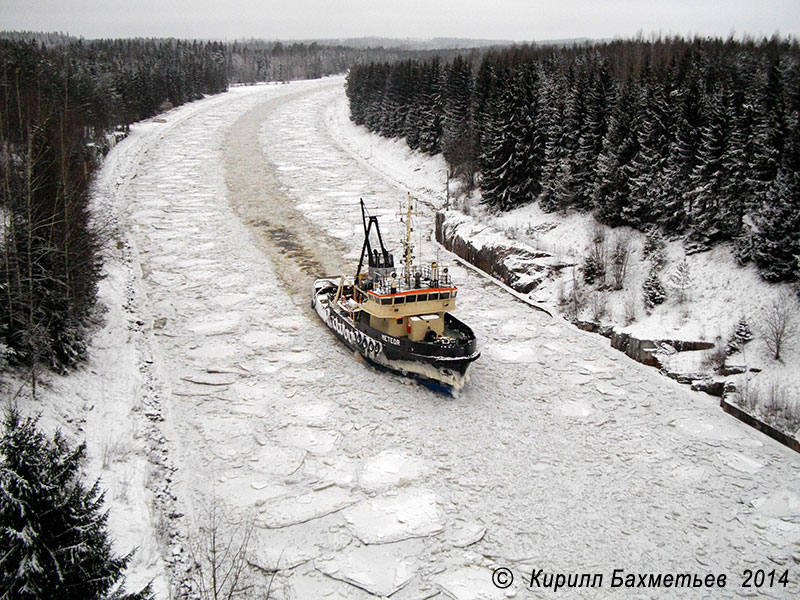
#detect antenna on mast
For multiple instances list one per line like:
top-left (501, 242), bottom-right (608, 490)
top-left (398, 193), bottom-right (420, 286)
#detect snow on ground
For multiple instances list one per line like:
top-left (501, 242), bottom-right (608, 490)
top-left (5, 78), bottom-right (800, 599)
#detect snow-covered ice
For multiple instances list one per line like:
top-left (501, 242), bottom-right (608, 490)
top-left (358, 450), bottom-right (427, 491)
top-left (343, 489), bottom-right (444, 544)
top-left (435, 566), bottom-right (508, 600)
top-left (315, 543), bottom-right (418, 596)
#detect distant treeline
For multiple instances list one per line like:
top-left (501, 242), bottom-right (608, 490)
top-left (346, 37), bottom-right (800, 282)
top-left (0, 33), bottom-right (475, 371)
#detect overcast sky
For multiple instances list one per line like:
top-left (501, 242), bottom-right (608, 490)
top-left (2, 0), bottom-right (799, 41)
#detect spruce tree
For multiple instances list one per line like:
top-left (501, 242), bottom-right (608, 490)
top-left (687, 89), bottom-right (729, 244)
top-left (472, 54), bottom-right (499, 168)
top-left (416, 59), bottom-right (443, 155)
top-left (735, 315), bottom-right (755, 345)
top-left (0, 409), bottom-right (152, 600)
top-left (593, 79), bottom-right (640, 226)
top-left (507, 63), bottom-right (546, 208)
top-left (642, 228), bottom-right (666, 266)
top-left (626, 69), bottom-right (673, 228)
top-left (668, 257), bottom-right (692, 303)
top-left (662, 72), bottom-right (703, 232)
top-left (481, 63), bottom-right (545, 210)
top-left (557, 66), bottom-right (589, 210)
top-left (727, 315), bottom-right (754, 354)
top-left (441, 56), bottom-right (476, 182)
top-left (479, 84), bottom-right (517, 210)
top-left (539, 71), bottom-right (572, 212)
top-left (573, 59), bottom-right (615, 211)
top-left (750, 168), bottom-right (800, 281)
top-left (642, 265), bottom-right (667, 309)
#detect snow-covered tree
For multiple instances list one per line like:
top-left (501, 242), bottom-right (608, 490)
top-left (734, 315), bottom-right (754, 344)
top-left (481, 63), bottom-right (545, 210)
top-left (642, 228), bottom-right (666, 270)
top-left (416, 59), bottom-right (443, 155)
top-left (625, 65), bottom-right (673, 228)
top-left (593, 79), bottom-right (640, 226)
top-left (661, 74), bottom-right (702, 232)
top-left (441, 56), bottom-right (476, 183)
top-left (583, 247), bottom-right (606, 286)
top-left (686, 90), bottom-right (730, 244)
top-left (668, 257), bottom-right (692, 303)
top-left (642, 265), bottom-right (667, 309)
top-left (572, 59), bottom-right (615, 212)
top-left (539, 70), bottom-right (573, 213)
top-left (760, 290), bottom-right (798, 361)
top-left (727, 315), bottom-right (754, 354)
top-left (0, 409), bottom-right (152, 600)
top-left (750, 169), bottom-right (800, 282)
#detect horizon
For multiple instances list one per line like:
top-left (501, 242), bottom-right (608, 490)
top-left (1, 1), bottom-right (798, 44)
top-left (3, 32), bottom-right (798, 48)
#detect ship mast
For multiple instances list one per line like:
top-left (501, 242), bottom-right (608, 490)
top-left (400, 193), bottom-right (419, 286)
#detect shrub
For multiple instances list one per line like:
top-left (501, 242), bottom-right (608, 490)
top-left (564, 266), bottom-right (586, 321)
top-left (583, 249), bottom-right (606, 285)
top-left (739, 378), bottom-right (800, 434)
top-left (188, 497), bottom-right (262, 600)
top-left (609, 234), bottom-right (632, 290)
top-left (623, 289), bottom-right (638, 325)
top-left (590, 291), bottom-right (608, 322)
top-left (700, 341), bottom-right (727, 374)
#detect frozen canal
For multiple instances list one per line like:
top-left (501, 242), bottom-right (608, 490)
top-left (96, 77), bottom-right (799, 598)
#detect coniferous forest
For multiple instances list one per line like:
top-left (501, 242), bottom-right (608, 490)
top-left (0, 35), bottom-right (433, 371)
top-left (0, 38), bottom-right (231, 372)
top-left (345, 37), bottom-right (800, 284)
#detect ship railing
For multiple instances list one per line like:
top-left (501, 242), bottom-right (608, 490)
top-left (364, 268), bottom-right (453, 296)
top-left (403, 265), bottom-right (451, 287)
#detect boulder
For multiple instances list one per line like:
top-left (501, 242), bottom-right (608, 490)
top-left (691, 378), bottom-right (726, 397)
